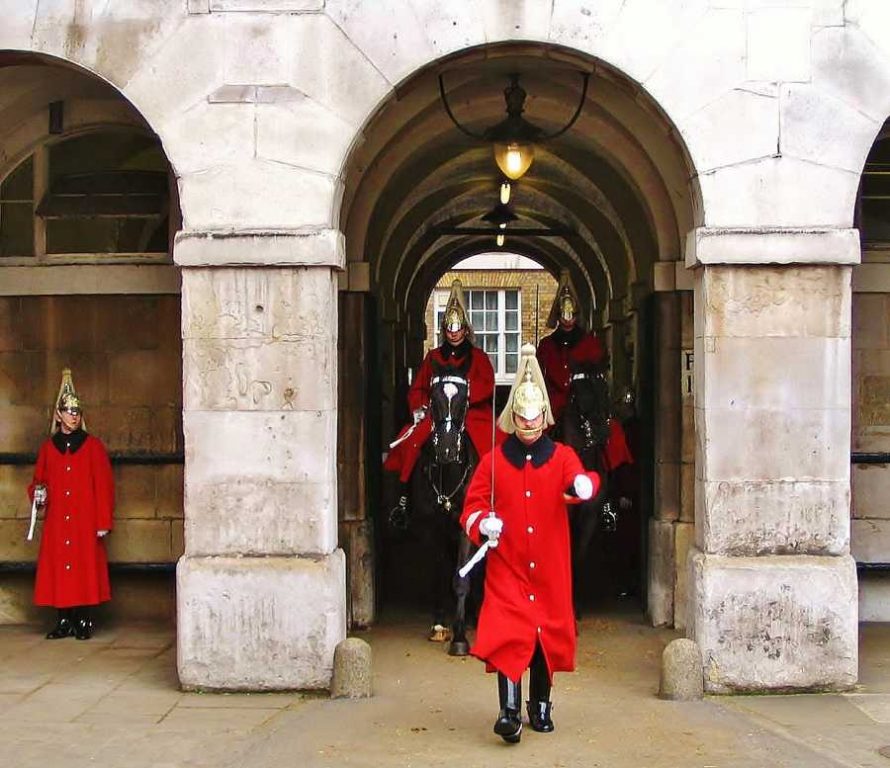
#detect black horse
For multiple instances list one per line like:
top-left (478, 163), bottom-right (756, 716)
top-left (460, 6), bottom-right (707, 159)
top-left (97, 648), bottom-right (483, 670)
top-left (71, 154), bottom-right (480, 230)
top-left (408, 357), bottom-right (480, 656)
top-left (557, 359), bottom-right (617, 612)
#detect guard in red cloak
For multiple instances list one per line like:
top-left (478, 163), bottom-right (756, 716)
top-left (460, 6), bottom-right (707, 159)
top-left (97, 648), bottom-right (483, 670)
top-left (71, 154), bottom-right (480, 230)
top-left (28, 369), bottom-right (114, 640)
top-left (536, 270), bottom-right (632, 472)
top-left (384, 280), bottom-right (501, 522)
top-left (460, 344), bottom-right (600, 744)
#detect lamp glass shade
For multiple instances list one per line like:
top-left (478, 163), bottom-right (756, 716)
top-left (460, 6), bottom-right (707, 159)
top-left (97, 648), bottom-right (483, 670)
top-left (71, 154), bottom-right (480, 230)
top-left (496, 233), bottom-right (505, 247)
top-left (494, 141), bottom-right (534, 180)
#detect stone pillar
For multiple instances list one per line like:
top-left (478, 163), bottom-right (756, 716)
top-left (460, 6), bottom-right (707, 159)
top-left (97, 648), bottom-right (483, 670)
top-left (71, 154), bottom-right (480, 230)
top-left (174, 229), bottom-right (346, 691)
top-left (687, 228), bottom-right (858, 693)
top-left (674, 291), bottom-right (696, 631)
top-left (338, 288), bottom-right (375, 629)
top-left (649, 291), bottom-right (681, 627)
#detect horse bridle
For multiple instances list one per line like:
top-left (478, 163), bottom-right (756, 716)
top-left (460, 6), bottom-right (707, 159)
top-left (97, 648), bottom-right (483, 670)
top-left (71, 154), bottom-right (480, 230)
top-left (428, 373), bottom-right (471, 512)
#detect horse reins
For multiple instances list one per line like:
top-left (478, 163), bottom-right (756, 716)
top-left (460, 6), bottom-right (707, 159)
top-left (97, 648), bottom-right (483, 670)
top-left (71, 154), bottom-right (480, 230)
top-left (428, 460), bottom-right (472, 513)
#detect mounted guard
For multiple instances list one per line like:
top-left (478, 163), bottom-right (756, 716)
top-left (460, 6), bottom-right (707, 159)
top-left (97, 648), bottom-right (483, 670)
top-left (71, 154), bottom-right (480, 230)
top-left (535, 269), bottom-right (606, 428)
top-left (384, 279), bottom-right (501, 521)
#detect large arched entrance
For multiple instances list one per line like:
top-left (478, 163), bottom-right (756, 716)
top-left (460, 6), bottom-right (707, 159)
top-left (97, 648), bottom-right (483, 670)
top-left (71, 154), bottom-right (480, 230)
top-left (336, 44), bottom-right (699, 633)
top-left (0, 53), bottom-right (183, 627)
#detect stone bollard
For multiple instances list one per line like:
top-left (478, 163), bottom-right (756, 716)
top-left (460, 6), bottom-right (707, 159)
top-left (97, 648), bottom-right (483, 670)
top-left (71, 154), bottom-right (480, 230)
top-left (659, 638), bottom-right (703, 701)
top-left (331, 637), bottom-right (372, 699)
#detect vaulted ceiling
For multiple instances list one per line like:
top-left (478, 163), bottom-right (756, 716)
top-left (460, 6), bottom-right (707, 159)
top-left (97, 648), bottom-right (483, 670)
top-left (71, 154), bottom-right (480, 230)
top-left (340, 44), bottom-right (700, 329)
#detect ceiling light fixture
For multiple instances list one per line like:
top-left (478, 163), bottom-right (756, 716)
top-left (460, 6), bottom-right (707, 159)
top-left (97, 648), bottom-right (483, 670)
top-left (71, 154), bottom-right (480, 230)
top-left (438, 72), bottom-right (589, 180)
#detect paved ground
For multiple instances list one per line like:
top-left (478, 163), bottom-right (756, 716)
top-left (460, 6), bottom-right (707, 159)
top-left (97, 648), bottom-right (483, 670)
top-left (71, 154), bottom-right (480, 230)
top-left (2, 607), bottom-right (890, 768)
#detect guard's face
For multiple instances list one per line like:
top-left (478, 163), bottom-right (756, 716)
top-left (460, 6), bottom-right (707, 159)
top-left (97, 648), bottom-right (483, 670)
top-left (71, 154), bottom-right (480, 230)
top-left (514, 412), bottom-right (545, 445)
top-left (57, 407), bottom-right (82, 434)
top-left (445, 325), bottom-right (467, 346)
top-left (559, 295), bottom-right (576, 325)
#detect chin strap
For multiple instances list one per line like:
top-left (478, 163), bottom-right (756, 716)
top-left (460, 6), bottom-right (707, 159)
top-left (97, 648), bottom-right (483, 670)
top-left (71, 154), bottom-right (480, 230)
top-left (513, 421), bottom-right (544, 442)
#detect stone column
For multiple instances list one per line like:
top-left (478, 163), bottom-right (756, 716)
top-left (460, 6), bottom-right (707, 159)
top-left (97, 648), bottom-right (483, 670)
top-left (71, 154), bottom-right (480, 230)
top-left (687, 228), bottom-right (858, 693)
top-left (174, 229), bottom-right (346, 691)
top-left (338, 286), bottom-right (375, 629)
top-left (649, 291), bottom-right (681, 627)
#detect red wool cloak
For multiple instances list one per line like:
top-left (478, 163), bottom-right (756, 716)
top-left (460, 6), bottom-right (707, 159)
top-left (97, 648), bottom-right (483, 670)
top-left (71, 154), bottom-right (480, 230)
top-left (460, 437), bottom-right (600, 683)
top-left (29, 434), bottom-right (114, 608)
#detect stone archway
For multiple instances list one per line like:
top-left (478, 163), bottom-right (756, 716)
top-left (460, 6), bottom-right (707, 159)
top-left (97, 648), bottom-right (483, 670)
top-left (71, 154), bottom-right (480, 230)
top-left (0, 52), bottom-right (183, 626)
top-left (336, 43), bottom-right (699, 638)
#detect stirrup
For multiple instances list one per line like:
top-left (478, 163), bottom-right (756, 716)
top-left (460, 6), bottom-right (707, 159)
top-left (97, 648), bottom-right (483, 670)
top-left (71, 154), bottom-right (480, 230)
top-left (599, 501), bottom-right (617, 533)
top-left (389, 496), bottom-right (409, 530)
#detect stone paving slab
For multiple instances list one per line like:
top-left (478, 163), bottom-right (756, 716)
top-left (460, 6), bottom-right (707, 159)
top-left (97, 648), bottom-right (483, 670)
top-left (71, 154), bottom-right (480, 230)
top-left (845, 692), bottom-right (890, 723)
top-left (0, 616), bottom-right (888, 768)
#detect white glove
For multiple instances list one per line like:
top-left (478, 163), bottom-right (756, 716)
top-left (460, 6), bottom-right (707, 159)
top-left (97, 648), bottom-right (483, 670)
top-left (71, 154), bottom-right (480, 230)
top-left (97, 530), bottom-right (109, 538)
top-left (412, 407), bottom-right (427, 424)
top-left (573, 474), bottom-right (594, 501)
top-left (33, 485), bottom-right (47, 506)
top-left (479, 514), bottom-right (503, 542)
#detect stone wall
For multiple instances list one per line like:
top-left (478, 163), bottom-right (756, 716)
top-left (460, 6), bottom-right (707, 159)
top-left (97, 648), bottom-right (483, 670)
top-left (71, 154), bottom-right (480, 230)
top-left (0, 295), bottom-right (183, 564)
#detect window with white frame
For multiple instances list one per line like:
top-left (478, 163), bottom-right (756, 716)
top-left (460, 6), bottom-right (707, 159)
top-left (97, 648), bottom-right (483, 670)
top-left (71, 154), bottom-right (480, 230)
top-left (434, 288), bottom-right (521, 382)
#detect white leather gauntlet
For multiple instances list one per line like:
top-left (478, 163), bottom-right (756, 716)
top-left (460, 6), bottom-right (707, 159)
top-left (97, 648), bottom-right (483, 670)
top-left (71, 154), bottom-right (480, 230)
top-left (479, 514), bottom-right (504, 541)
top-left (573, 474), bottom-right (594, 501)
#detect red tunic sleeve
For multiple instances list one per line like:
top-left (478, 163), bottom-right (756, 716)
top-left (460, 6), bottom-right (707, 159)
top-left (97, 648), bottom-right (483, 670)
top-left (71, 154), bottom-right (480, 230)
top-left (557, 444), bottom-right (601, 504)
top-left (89, 438), bottom-right (115, 532)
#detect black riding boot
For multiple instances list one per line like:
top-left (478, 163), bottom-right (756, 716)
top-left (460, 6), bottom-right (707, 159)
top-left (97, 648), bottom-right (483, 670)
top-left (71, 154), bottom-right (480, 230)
top-left (494, 673), bottom-right (522, 743)
top-left (46, 608), bottom-right (74, 639)
top-left (388, 483), bottom-right (410, 530)
top-left (73, 606), bottom-right (93, 641)
top-left (527, 644), bottom-right (554, 732)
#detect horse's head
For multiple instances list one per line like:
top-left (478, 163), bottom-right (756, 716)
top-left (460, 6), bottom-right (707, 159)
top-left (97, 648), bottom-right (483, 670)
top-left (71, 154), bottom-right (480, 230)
top-left (427, 359), bottom-right (470, 465)
top-left (567, 360), bottom-right (612, 449)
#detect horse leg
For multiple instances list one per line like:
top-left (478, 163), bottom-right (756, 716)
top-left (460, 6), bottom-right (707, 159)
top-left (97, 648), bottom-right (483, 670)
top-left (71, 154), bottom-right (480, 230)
top-left (430, 517), bottom-right (454, 641)
top-left (449, 533), bottom-right (472, 656)
top-left (411, 463), bottom-right (449, 640)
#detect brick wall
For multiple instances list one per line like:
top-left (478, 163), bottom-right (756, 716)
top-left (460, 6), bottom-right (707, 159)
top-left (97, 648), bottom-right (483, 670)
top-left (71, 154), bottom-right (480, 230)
top-left (424, 269), bottom-right (559, 353)
top-left (0, 295), bottom-right (183, 565)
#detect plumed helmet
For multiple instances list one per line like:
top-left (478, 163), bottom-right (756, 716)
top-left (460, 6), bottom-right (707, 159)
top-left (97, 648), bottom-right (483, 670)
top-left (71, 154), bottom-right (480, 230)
top-left (440, 279), bottom-right (475, 342)
top-left (51, 367), bottom-right (85, 434)
top-left (497, 344), bottom-right (555, 433)
top-left (546, 268), bottom-right (583, 329)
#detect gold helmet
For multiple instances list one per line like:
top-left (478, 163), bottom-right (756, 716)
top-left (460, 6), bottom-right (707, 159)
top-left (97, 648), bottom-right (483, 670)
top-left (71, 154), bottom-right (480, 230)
top-left (498, 344), bottom-right (554, 434)
top-left (547, 268), bottom-right (583, 329)
top-left (440, 279), bottom-right (474, 340)
top-left (51, 367), bottom-right (85, 434)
